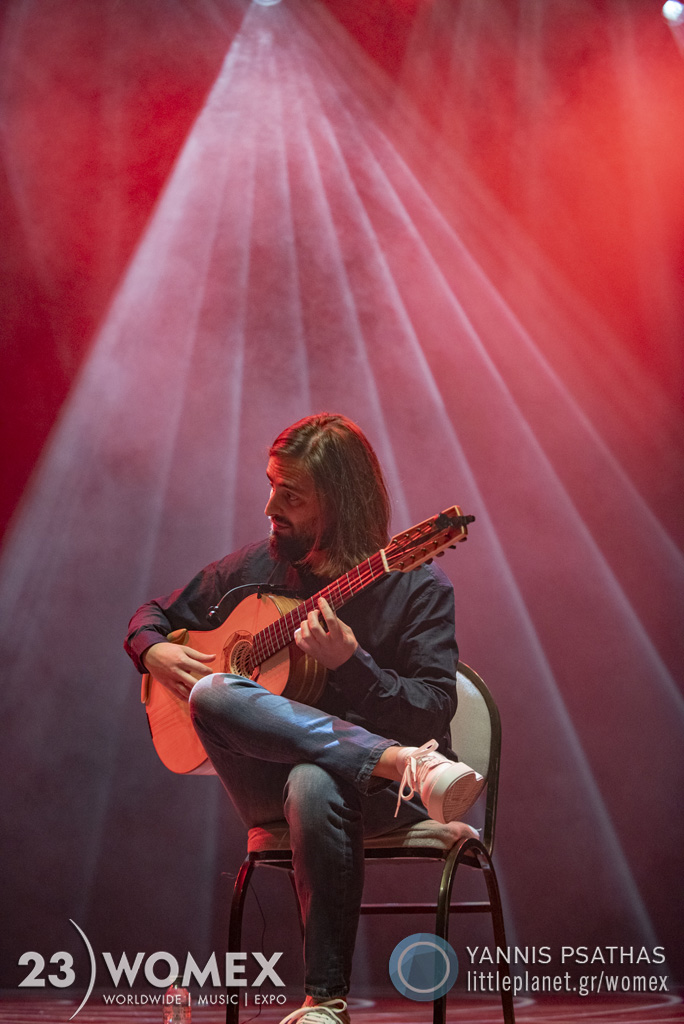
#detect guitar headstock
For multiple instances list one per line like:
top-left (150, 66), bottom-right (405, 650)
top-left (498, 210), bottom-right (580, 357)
top-left (384, 505), bottom-right (474, 573)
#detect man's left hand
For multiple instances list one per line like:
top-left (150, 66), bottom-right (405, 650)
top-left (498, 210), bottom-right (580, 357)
top-left (294, 596), bottom-right (358, 670)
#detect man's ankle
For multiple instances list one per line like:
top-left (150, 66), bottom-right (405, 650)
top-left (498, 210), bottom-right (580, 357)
top-left (371, 744), bottom-right (403, 781)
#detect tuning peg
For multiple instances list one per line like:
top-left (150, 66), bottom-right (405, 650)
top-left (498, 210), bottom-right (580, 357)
top-left (436, 551), bottom-right (444, 557)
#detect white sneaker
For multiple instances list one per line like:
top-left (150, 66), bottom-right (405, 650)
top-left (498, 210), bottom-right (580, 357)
top-left (395, 739), bottom-right (484, 824)
top-left (279, 999), bottom-right (349, 1024)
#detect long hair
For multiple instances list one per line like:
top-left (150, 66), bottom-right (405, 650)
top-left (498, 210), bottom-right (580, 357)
top-left (269, 413), bottom-right (391, 577)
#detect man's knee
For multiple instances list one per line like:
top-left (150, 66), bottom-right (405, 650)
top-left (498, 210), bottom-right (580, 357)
top-left (189, 673), bottom-right (242, 725)
top-left (189, 673), bottom-right (218, 713)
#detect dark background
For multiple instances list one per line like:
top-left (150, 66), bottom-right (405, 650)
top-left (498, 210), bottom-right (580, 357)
top-left (1, 0), bottom-right (683, 1001)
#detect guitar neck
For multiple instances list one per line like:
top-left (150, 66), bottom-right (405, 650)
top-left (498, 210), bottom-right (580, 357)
top-left (250, 550), bottom-right (389, 667)
top-left (249, 504), bottom-right (473, 669)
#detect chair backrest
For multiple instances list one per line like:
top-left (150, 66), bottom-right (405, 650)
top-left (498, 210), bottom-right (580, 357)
top-left (450, 662), bottom-right (502, 855)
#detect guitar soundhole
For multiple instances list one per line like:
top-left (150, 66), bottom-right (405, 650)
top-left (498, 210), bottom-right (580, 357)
top-left (223, 631), bottom-right (254, 679)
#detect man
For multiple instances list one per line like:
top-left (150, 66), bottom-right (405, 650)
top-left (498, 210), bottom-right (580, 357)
top-left (125, 413), bottom-right (483, 1024)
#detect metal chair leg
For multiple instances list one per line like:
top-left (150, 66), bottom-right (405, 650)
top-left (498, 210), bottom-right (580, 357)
top-left (478, 851), bottom-right (515, 1024)
top-left (226, 858), bottom-right (254, 1024)
top-left (433, 840), bottom-right (515, 1024)
top-left (433, 842), bottom-right (465, 1024)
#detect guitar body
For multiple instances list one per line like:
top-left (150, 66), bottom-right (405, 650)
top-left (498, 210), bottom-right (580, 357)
top-left (140, 504), bottom-right (474, 775)
top-left (142, 593), bottom-right (328, 775)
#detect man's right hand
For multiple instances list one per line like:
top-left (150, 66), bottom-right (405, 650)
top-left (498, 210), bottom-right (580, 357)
top-left (142, 642), bottom-right (216, 701)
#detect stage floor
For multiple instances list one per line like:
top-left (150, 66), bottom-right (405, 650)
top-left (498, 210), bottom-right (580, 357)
top-left (1, 994), bottom-right (682, 1024)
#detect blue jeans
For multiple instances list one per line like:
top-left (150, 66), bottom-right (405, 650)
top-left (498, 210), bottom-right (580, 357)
top-left (189, 673), bottom-right (428, 999)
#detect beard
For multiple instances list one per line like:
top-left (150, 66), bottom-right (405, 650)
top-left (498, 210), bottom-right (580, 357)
top-left (268, 522), bottom-right (317, 566)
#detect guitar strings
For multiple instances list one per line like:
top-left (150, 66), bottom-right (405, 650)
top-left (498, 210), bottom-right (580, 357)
top-left (250, 513), bottom-right (459, 667)
top-left (251, 553), bottom-right (385, 667)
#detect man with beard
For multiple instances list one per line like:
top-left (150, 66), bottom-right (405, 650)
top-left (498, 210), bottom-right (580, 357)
top-left (124, 413), bottom-right (483, 1024)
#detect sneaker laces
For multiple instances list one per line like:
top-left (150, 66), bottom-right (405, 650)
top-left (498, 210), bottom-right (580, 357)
top-left (279, 998), bottom-right (348, 1023)
top-left (394, 738), bottom-right (440, 816)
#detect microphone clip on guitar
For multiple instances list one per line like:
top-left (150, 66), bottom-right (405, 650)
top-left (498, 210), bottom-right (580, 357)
top-left (206, 583), bottom-right (302, 626)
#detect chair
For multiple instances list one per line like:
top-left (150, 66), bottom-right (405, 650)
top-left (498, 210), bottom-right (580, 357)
top-left (226, 662), bottom-right (514, 1024)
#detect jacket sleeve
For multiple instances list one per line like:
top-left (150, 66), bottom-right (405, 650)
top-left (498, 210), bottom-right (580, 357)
top-left (123, 540), bottom-right (278, 673)
top-left (329, 569), bottom-right (459, 748)
top-left (123, 559), bottom-right (232, 673)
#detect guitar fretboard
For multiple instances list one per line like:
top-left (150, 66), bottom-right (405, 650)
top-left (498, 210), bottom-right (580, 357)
top-left (250, 551), bottom-right (388, 668)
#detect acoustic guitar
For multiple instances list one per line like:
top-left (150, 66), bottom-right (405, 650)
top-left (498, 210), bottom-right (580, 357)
top-left (141, 505), bottom-right (474, 774)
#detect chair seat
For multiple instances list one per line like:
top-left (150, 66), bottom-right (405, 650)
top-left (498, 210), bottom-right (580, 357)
top-left (247, 818), bottom-right (479, 855)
